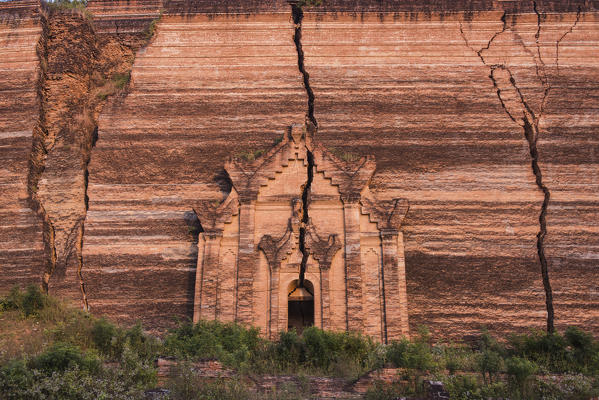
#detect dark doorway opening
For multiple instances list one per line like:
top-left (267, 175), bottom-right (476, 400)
top-left (287, 279), bottom-right (314, 334)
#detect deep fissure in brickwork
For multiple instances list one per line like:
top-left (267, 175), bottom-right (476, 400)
top-left (292, 2), bottom-right (317, 293)
top-left (523, 118), bottom-right (555, 333)
top-left (459, 10), bottom-right (557, 332)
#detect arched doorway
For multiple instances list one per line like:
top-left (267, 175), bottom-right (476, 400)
top-left (287, 279), bottom-right (314, 333)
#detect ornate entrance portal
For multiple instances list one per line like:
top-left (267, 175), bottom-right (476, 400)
top-left (192, 123), bottom-right (409, 342)
top-left (287, 279), bottom-right (314, 333)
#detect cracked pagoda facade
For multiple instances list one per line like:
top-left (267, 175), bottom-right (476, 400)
top-left (192, 123), bottom-right (409, 342)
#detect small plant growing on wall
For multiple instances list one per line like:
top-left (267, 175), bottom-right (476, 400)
top-left (96, 72), bottom-right (131, 100)
top-left (297, 0), bottom-right (323, 8)
top-left (237, 149), bottom-right (265, 161)
top-left (330, 147), bottom-right (361, 162)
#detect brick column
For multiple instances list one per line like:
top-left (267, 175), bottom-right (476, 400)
top-left (199, 233), bottom-right (222, 321)
top-left (236, 199), bottom-right (257, 324)
top-left (193, 233), bottom-right (206, 323)
top-left (270, 267), bottom-right (281, 339)
top-left (306, 229), bottom-right (341, 332)
top-left (396, 232), bottom-right (409, 338)
top-left (380, 229), bottom-right (410, 341)
top-left (359, 196), bottom-right (409, 341)
top-left (319, 268), bottom-right (331, 330)
top-left (193, 192), bottom-right (240, 324)
top-left (380, 230), bottom-right (400, 342)
top-left (342, 199), bottom-right (363, 332)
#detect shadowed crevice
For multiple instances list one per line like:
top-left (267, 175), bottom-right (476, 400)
top-left (28, 10), bottom-right (58, 296)
top-left (522, 118), bottom-right (555, 333)
top-left (292, 3), bottom-right (317, 129)
top-left (459, 12), bottom-right (556, 332)
top-left (291, 3), bottom-right (317, 292)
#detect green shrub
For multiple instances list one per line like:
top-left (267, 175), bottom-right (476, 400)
top-left (272, 329), bottom-right (305, 370)
top-left (0, 360), bottom-right (35, 399)
top-left (117, 344), bottom-right (157, 389)
top-left (506, 356), bottom-right (538, 399)
top-left (0, 287), bottom-right (21, 312)
top-left (123, 322), bottom-right (161, 362)
top-left (476, 349), bottom-right (502, 384)
top-left (51, 312), bottom-right (158, 363)
top-left (364, 380), bottom-right (405, 400)
top-left (49, 309), bottom-right (95, 350)
top-left (163, 320), bottom-right (263, 369)
top-left (386, 328), bottom-right (436, 394)
top-left (480, 381), bottom-right (509, 398)
top-left (477, 330), bottom-right (505, 354)
top-left (386, 333), bottom-right (435, 372)
top-left (440, 343), bottom-right (479, 374)
top-left (444, 375), bottom-right (483, 400)
top-left (564, 326), bottom-right (599, 374)
top-left (298, 326), bottom-right (379, 377)
top-left (164, 321), bottom-right (380, 378)
top-left (167, 363), bottom-right (252, 400)
top-left (5, 365), bottom-right (146, 400)
top-left (91, 317), bottom-right (117, 356)
top-left (508, 327), bottom-right (599, 374)
top-left (509, 329), bottom-right (568, 373)
top-left (444, 375), bottom-right (509, 400)
top-left (0, 285), bottom-right (47, 317)
top-left (0, 343), bottom-right (154, 399)
top-left (28, 342), bottom-right (101, 374)
top-left (533, 374), bottom-right (599, 400)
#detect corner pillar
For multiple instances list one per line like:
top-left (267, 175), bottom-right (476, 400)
top-left (193, 233), bottom-right (206, 323)
top-left (342, 197), bottom-right (364, 332)
top-left (269, 266), bottom-right (281, 338)
top-left (236, 198), bottom-right (257, 324)
top-left (194, 231), bottom-right (223, 322)
top-left (380, 229), bottom-right (409, 341)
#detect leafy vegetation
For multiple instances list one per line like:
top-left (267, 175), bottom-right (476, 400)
top-left (163, 322), bottom-right (382, 379)
top-left (1, 286), bottom-right (598, 399)
top-left (146, 17), bottom-right (159, 39)
top-left (95, 72), bottom-right (131, 100)
top-left (45, 0), bottom-right (93, 20)
top-left (167, 366), bottom-right (312, 400)
top-left (46, 0), bottom-right (88, 11)
top-left (237, 149), bottom-right (265, 161)
top-left (0, 286), bottom-right (157, 399)
top-left (329, 147), bottom-right (362, 162)
top-left (297, 0), bottom-right (323, 8)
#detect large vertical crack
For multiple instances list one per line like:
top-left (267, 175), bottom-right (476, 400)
top-left (298, 151), bottom-right (314, 289)
top-left (523, 118), bottom-right (554, 333)
top-left (291, 3), bottom-right (317, 291)
top-left (459, 9), bottom-right (556, 332)
top-left (27, 6), bottom-right (160, 310)
top-left (28, 10), bottom-right (57, 296)
top-left (292, 3), bottom-right (317, 129)
top-left (29, 8), bottom-right (97, 310)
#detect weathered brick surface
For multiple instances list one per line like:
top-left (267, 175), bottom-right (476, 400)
top-left (0, 1), bottom-right (44, 292)
top-left (83, 10), bottom-right (305, 331)
top-left (300, 8), bottom-right (599, 338)
top-left (1, 1), bottom-right (598, 339)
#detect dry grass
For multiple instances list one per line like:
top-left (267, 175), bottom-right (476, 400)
top-left (0, 310), bottom-right (47, 363)
top-left (0, 295), bottom-right (83, 364)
